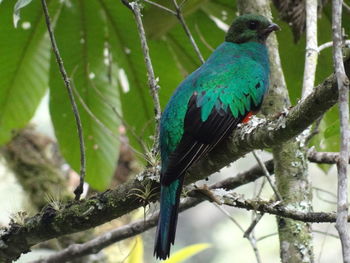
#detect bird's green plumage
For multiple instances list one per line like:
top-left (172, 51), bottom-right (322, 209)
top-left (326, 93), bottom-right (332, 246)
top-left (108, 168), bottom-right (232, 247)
top-left (154, 14), bottom-right (278, 260)
top-left (160, 41), bottom-right (269, 170)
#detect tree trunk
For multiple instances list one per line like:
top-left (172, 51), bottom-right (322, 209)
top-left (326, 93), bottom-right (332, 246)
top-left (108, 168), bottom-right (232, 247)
top-left (237, 1), bottom-right (314, 262)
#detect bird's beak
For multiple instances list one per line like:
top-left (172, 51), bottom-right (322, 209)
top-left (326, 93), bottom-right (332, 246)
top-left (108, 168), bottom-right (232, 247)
top-left (264, 23), bottom-right (281, 34)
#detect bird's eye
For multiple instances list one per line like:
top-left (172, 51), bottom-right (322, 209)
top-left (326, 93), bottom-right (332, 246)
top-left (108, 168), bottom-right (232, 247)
top-left (248, 21), bottom-right (258, 30)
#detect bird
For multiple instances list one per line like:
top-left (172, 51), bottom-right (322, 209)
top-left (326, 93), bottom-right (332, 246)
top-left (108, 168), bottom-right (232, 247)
top-left (154, 14), bottom-right (280, 260)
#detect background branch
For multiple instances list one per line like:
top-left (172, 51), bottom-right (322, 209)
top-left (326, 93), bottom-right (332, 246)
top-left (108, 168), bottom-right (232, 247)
top-left (125, 1), bottom-right (162, 152)
top-left (41, 0), bottom-right (86, 200)
top-left (172, 0), bottom-right (205, 63)
top-left (32, 172), bottom-right (348, 263)
top-left (332, 0), bottom-right (350, 261)
top-left (302, 0), bottom-right (318, 98)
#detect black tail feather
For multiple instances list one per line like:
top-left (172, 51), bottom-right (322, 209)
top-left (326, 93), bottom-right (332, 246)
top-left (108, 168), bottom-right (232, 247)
top-left (154, 178), bottom-right (184, 260)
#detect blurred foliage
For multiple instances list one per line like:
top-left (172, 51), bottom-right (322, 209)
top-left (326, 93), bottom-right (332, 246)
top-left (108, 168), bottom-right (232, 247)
top-left (164, 243), bottom-right (211, 263)
top-left (125, 235), bottom-right (210, 263)
top-left (0, 0), bottom-right (347, 189)
top-left (49, 0), bottom-right (120, 190)
top-left (126, 236), bottom-right (144, 263)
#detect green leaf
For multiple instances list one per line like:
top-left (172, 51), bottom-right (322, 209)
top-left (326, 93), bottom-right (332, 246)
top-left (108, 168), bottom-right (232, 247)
top-left (13, 0), bottom-right (33, 27)
top-left (148, 39), bottom-right (184, 109)
top-left (201, 0), bottom-right (236, 25)
top-left (324, 119), bottom-right (340, 139)
top-left (143, 0), bottom-right (209, 39)
top-left (99, 0), bottom-right (153, 155)
top-left (0, 0), bottom-right (54, 145)
top-left (164, 243), bottom-right (211, 263)
top-left (49, 0), bottom-right (120, 190)
top-left (165, 9), bottom-right (227, 77)
top-left (100, 0), bottom-right (184, 156)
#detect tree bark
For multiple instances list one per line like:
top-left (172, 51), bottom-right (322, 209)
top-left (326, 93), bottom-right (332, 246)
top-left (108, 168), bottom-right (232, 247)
top-left (237, 1), bottom-right (314, 262)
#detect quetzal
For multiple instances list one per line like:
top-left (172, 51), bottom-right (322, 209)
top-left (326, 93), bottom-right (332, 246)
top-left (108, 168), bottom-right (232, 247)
top-left (154, 14), bottom-right (279, 259)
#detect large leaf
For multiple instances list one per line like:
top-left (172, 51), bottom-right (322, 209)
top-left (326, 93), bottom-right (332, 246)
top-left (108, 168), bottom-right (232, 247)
top-left (164, 8), bottom-right (229, 77)
top-left (164, 243), bottom-right (211, 263)
top-left (99, 0), bottom-right (184, 155)
top-left (49, 0), bottom-right (120, 190)
top-left (13, 0), bottom-right (34, 27)
top-left (148, 39), bottom-right (184, 109)
top-left (99, 0), bottom-right (154, 154)
top-left (143, 0), bottom-right (209, 40)
top-left (0, 0), bottom-right (54, 145)
top-left (126, 236), bottom-right (144, 263)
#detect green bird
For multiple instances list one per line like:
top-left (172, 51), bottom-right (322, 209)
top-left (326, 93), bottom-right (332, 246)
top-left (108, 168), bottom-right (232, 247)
top-left (154, 14), bottom-right (279, 260)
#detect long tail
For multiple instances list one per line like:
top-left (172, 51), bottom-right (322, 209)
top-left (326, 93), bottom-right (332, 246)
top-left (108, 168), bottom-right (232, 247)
top-left (154, 178), bottom-right (184, 260)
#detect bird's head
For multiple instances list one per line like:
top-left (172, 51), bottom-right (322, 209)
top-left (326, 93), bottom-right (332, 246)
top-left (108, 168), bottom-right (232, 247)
top-left (225, 14), bottom-right (280, 44)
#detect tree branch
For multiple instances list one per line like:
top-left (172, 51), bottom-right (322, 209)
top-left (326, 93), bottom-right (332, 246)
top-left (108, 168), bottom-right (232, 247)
top-left (318, 40), bottom-right (350, 53)
top-left (29, 164), bottom-right (270, 263)
top-left (0, 58), bottom-right (349, 261)
top-left (31, 170), bottom-right (348, 263)
top-left (307, 149), bottom-right (350, 164)
top-left (252, 150), bottom-right (281, 200)
top-left (172, 0), bottom-right (205, 64)
top-left (123, 0), bottom-right (162, 152)
top-left (302, 0), bottom-right (318, 98)
top-left (332, 0), bottom-right (350, 261)
top-left (222, 194), bottom-right (344, 223)
top-left (41, 0), bottom-right (86, 200)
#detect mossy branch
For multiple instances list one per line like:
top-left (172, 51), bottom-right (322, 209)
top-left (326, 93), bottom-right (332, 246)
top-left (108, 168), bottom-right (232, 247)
top-left (0, 58), bottom-right (349, 262)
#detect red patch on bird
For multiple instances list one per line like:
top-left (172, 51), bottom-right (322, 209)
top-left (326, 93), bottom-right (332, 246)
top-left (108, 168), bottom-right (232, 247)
top-left (242, 111), bottom-right (253, 123)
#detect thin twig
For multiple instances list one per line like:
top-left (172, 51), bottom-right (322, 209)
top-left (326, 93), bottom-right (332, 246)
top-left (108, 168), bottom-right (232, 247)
top-left (41, 0), bottom-right (86, 200)
top-left (143, 0), bottom-right (177, 15)
top-left (256, 230), bottom-right (339, 242)
top-left (172, 0), bottom-right (205, 63)
top-left (244, 213), bottom-right (264, 238)
top-left (317, 224), bottom-right (332, 263)
top-left (318, 40), bottom-right (350, 53)
top-left (343, 1), bottom-right (350, 13)
top-left (305, 115), bottom-right (323, 144)
top-left (243, 151), bottom-right (273, 239)
top-left (313, 186), bottom-right (337, 205)
top-left (215, 204), bottom-right (244, 231)
top-left (178, 0), bottom-right (189, 9)
top-left (252, 151), bottom-right (282, 200)
top-left (215, 204), bottom-right (262, 263)
top-left (314, 229), bottom-right (339, 239)
top-left (332, 0), bottom-right (350, 261)
top-left (256, 232), bottom-right (278, 242)
top-left (123, 0), bottom-right (162, 154)
top-left (249, 232), bottom-right (262, 263)
top-left (195, 23), bottom-right (214, 51)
